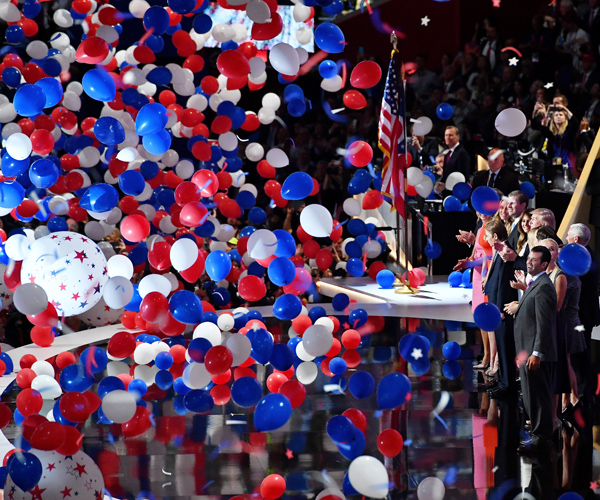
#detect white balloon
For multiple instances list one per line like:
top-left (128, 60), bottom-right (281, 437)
top-left (107, 254), bottom-right (134, 279)
top-left (31, 360), bottom-right (54, 377)
top-left (445, 171), bottom-right (465, 190)
top-left (218, 314), bottom-right (235, 332)
top-left (302, 324), bottom-right (333, 357)
top-left (249, 57), bottom-right (266, 78)
top-left (31, 375), bottom-right (62, 400)
top-left (34, 226), bottom-right (51, 239)
top-left (239, 183), bottom-right (258, 197)
top-left (314, 316), bottom-right (334, 332)
top-left (417, 477), bottom-right (446, 500)
top-left (13, 283), bottom-right (47, 315)
top-left (296, 341), bottom-right (315, 362)
top-left (193, 322), bottom-right (222, 346)
top-left (182, 362), bottom-right (212, 389)
top-left (5, 132), bottom-right (32, 160)
top-left (495, 108), bottom-right (527, 137)
top-left (102, 390), bottom-right (137, 423)
top-left (138, 273), bottom-right (171, 297)
top-left (103, 276), bottom-right (134, 309)
top-left (246, 142), bottom-right (265, 162)
top-left (363, 239), bottom-right (382, 258)
top-left (296, 27), bottom-right (312, 45)
top-left (212, 23), bottom-right (235, 43)
top-left (4, 234), bottom-right (31, 261)
top-left (129, 0), bottom-right (150, 18)
top-left (262, 93), bottom-right (281, 110)
top-left (219, 131), bottom-right (238, 151)
top-left (321, 75), bottom-right (343, 92)
top-left (411, 116), bottom-right (433, 136)
top-left (415, 177), bottom-right (434, 198)
top-left (84, 221), bottom-right (105, 241)
top-left (293, 3), bottom-right (311, 22)
top-left (0, 2), bottom-right (22, 22)
top-left (317, 489), bottom-right (345, 500)
top-left (348, 456), bottom-right (389, 498)
top-left (223, 332), bottom-right (252, 366)
top-left (258, 106), bottom-right (275, 125)
top-left (26, 41), bottom-right (48, 60)
top-left (300, 204), bottom-right (333, 237)
top-left (247, 229), bottom-right (278, 259)
top-left (176, 159), bottom-right (195, 179)
top-left (269, 43), bottom-right (300, 76)
top-left (170, 238), bottom-right (199, 271)
top-left (296, 361), bottom-right (318, 384)
top-left (296, 47), bottom-right (309, 64)
top-left (246, 0), bottom-right (270, 23)
top-left (266, 148), bottom-right (289, 168)
top-left (133, 343), bottom-right (155, 365)
top-left (343, 198), bottom-right (361, 217)
top-left (407, 166), bottom-right (425, 186)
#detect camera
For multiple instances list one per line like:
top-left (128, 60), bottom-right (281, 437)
top-left (548, 106), bottom-right (561, 112)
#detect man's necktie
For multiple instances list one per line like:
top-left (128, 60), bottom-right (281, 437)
top-left (488, 172), bottom-right (496, 187)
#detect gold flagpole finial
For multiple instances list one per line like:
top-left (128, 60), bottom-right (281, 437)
top-left (390, 32), bottom-right (398, 52)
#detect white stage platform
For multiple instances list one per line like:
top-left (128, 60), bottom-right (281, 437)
top-left (317, 276), bottom-right (474, 322)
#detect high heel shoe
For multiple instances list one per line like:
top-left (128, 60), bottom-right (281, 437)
top-left (473, 363), bottom-right (489, 371)
top-left (485, 367), bottom-right (498, 377)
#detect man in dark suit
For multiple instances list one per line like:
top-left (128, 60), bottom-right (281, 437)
top-left (438, 126), bottom-right (471, 189)
top-left (512, 246), bottom-right (557, 453)
top-left (471, 149), bottom-right (521, 196)
top-left (482, 220), bottom-right (518, 399)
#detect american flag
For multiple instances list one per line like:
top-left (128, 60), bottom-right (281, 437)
top-left (379, 51), bottom-right (406, 218)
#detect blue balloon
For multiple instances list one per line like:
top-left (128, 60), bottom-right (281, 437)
top-left (323, 0), bottom-right (344, 15)
top-left (377, 372), bottom-right (411, 409)
top-left (254, 393), bottom-right (292, 431)
top-left (462, 269), bottom-right (472, 288)
top-left (274, 229), bottom-right (296, 257)
top-left (94, 116), bottom-right (125, 146)
top-left (143, 129), bottom-right (171, 156)
top-left (473, 302), bottom-right (502, 331)
top-left (281, 172), bottom-right (314, 200)
top-left (169, 0), bottom-right (196, 14)
top-left (8, 452), bottom-right (42, 492)
top-left (146, 67), bottom-right (172, 86)
top-left (329, 357), bottom-right (347, 375)
top-left (326, 415), bottom-right (355, 442)
top-left (343, 472), bottom-right (359, 496)
top-left (13, 84), bottom-right (46, 117)
top-left (442, 341), bottom-right (461, 360)
top-left (80, 346), bottom-right (108, 374)
top-left (155, 369), bottom-right (174, 390)
top-left (558, 494), bottom-right (584, 500)
top-left (236, 190), bottom-right (256, 209)
top-left (270, 343), bottom-right (294, 371)
top-left (399, 333), bottom-right (429, 363)
top-left (337, 425), bottom-right (365, 460)
top-left (443, 360), bottom-right (461, 380)
top-left (128, 379), bottom-right (148, 399)
top-left (346, 258), bottom-right (364, 277)
top-left (169, 290), bottom-right (203, 324)
top-left (136, 102), bottom-right (169, 136)
top-left (268, 257), bottom-right (296, 286)
top-left (205, 250), bottom-right (232, 281)
top-left (308, 306), bottom-right (326, 323)
top-left (184, 389), bottom-right (215, 413)
top-left (349, 308), bottom-right (368, 327)
top-left (283, 84), bottom-right (304, 102)
top-left (248, 207), bottom-right (267, 224)
top-left (558, 243), bottom-right (592, 276)
top-left (5, 25), bottom-right (24, 44)
top-left (287, 98), bottom-right (307, 117)
top-left (443, 195), bottom-right (461, 212)
top-left (143, 5), bottom-right (171, 35)
top-left (35, 77), bottom-right (64, 108)
top-left (314, 22), bottom-right (345, 53)
top-left (424, 240), bottom-right (442, 259)
top-left (520, 181), bottom-right (536, 199)
top-left (0, 352), bottom-right (13, 375)
top-left (79, 183), bottom-right (119, 212)
top-left (250, 328), bottom-right (273, 365)
top-left (193, 13), bottom-right (212, 33)
top-left (453, 182), bottom-right (472, 201)
top-left (2, 67), bottom-right (21, 88)
top-left (273, 294), bottom-right (302, 320)
top-left (332, 293), bottom-right (350, 311)
top-left (82, 68), bottom-right (116, 102)
top-left (231, 376), bottom-right (263, 407)
top-left (436, 103), bottom-right (454, 120)
top-left (411, 358), bottom-right (431, 375)
top-left (448, 271), bottom-right (463, 287)
top-left (319, 60), bottom-right (338, 79)
top-left (471, 186), bottom-right (500, 216)
top-left (348, 371), bottom-right (375, 399)
top-left (59, 363), bottom-right (95, 392)
top-left (119, 170), bottom-right (146, 196)
top-left (376, 269), bottom-right (395, 288)
top-left (29, 159), bottom-right (59, 189)
top-left (98, 376), bottom-right (126, 398)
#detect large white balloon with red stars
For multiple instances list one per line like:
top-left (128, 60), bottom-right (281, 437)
top-left (20, 232), bottom-right (109, 317)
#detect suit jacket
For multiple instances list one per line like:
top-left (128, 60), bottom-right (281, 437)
top-left (514, 273), bottom-right (557, 361)
top-left (441, 144), bottom-right (471, 183)
top-left (471, 167), bottom-right (521, 196)
top-left (484, 250), bottom-right (518, 309)
top-left (507, 220), bottom-right (529, 272)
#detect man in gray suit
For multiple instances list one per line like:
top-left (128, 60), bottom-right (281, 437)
top-left (513, 246), bottom-right (557, 454)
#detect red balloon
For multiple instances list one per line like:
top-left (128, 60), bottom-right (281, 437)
top-left (191, 169), bottom-right (219, 197)
top-left (179, 252), bottom-right (206, 283)
top-left (16, 388), bottom-right (43, 417)
top-left (343, 408), bottom-right (367, 432)
top-left (175, 181), bottom-right (201, 206)
top-left (261, 474), bottom-right (286, 500)
top-left (347, 141), bottom-right (373, 167)
top-left (30, 129), bottom-right (55, 155)
top-left (368, 261), bottom-right (387, 280)
top-left (278, 380), bottom-right (306, 408)
top-left (238, 275), bottom-right (266, 302)
top-left (148, 241), bottom-right (172, 271)
top-left (264, 179), bottom-right (282, 198)
top-left (242, 113), bottom-right (261, 132)
top-left (350, 60), bottom-right (382, 89)
top-left (341, 329), bottom-right (361, 349)
top-left (315, 249), bottom-right (334, 271)
top-left (0, 403), bottom-right (12, 429)
top-left (107, 331), bottom-right (136, 359)
top-left (200, 76), bottom-right (219, 95)
top-left (343, 348), bottom-right (361, 368)
top-left (160, 312), bottom-right (187, 337)
top-left (217, 50), bottom-right (250, 79)
top-left (30, 421), bottom-right (67, 451)
top-left (211, 385), bottom-right (231, 405)
top-left (56, 426), bottom-right (83, 455)
top-left (291, 315), bottom-right (312, 335)
top-left (330, 220), bottom-right (343, 242)
top-left (56, 351), bottom-right (76, 369)
top-left (21, 414), bottom-right (48, 442)
top-left (121, 214), bottom-right (150, 242)
top-left (362, 190), bottom-right (384, 209)
top-left (237, 41), bottom-right (257, 59)
top-left (266, 372), bottom-right (288, 393)
top-left (76, 36), bottom-right (110, 64)
top-left (407, 184), bottom-right (417, 196)
top-left (140, 291), bottom-right (169, 323)
top-left (83, 391), bottom-right (102, 414)
top-left (16, 368), bottom-right (36, 389)
top-left (283, 268), bottom-right (312, 295)
top-left (122, 406), bottom-right (152, 438)
top-left (4, 260), bottom-right (22, 291)
top-left (30, 326), bottom-right (55, 347)
top-left (251, 12), bottom-right (283, 40)
top-left (302, 239), bottom-right (320, 259)
top-left (211, 115), bottom-right (232, 134)
top-left (377, 428), bottom-right (404, 457)
top-left (411, 267), bottom-right (427, 286)
top-left (343, 90), bottom-right (367, 110)
top-left (218, 197), bottom-right (242, 218)
top-left (27, 302), bottom-right (58, 328)
top-left (204, 346), bottom-right (233, 375)
top-left (180, 201), bottom-right (208, 227)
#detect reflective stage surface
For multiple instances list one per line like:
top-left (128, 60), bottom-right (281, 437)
top-left (2, 317), bottom-right (600, 500)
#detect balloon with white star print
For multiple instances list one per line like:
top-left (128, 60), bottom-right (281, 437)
top-left (3, 449), bottom-right (104, 500)
top-left (20, 232), bottom-right (109, 317)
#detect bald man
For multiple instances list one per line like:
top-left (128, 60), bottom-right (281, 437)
top-left (471, 149), bottom-right (521, 196)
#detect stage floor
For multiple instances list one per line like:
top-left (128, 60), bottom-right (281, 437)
top-left (317, 276), bottom-right (474, 322)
